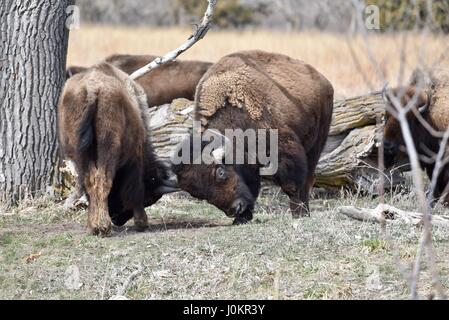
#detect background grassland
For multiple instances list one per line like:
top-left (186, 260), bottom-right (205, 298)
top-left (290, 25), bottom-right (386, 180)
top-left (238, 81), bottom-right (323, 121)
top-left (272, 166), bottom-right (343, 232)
top-left (68, 26), bottom-right (449, 98)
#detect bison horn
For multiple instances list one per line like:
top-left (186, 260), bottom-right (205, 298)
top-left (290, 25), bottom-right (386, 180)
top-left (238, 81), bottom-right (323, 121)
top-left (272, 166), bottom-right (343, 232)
top-left (161, 178), bottom-right (179, 188)
top-left (418, 90), bottom-right (432, 114)
top-left (207, 129), bottom-right (231, 163)
top-left (207, 129), bottom-right (231, 145)
top-left (212, 147), bottom-right (226, 162)
top-left (156, 185), bottom-right (180, 195)
top-left (155, 177), bottom-right (180, 195)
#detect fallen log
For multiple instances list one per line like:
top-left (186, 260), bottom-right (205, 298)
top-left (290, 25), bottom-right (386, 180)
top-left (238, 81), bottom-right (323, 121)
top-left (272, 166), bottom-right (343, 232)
top-left (338, 204), bottom-right (449, 228)
top-left (60, 91), bottom-right (407, 195)
top-left (144, 92), bottom-right (405, 192)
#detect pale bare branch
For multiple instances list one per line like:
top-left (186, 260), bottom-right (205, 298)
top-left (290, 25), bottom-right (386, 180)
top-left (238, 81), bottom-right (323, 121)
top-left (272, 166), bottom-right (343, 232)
top-left (338, 204), bottom-right (449, 227)
top-left (129, 0), bottom-right (217, 81)
top-left (348, 0), bottom-right (447, 299)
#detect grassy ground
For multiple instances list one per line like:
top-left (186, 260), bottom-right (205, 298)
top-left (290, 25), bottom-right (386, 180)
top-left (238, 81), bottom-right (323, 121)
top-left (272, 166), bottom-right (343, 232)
top-left (1, 190), bottom-right (448, 300)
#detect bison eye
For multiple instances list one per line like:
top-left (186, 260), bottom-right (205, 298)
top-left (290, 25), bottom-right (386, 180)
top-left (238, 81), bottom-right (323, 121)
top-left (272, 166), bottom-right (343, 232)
top-left (215, 166), bottom-right (227, 181)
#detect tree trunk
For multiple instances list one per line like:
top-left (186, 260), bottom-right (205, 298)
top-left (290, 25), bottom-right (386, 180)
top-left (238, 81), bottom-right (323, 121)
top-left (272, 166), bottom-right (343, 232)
top-left (0, 0), bottom-right (74, 205)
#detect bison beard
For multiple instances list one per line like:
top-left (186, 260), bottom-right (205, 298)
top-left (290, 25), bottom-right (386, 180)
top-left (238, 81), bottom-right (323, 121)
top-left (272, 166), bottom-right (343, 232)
top-left (58, 62), bottom-right (176, 236)
top-left (173, 50), bottom-right (334, 223)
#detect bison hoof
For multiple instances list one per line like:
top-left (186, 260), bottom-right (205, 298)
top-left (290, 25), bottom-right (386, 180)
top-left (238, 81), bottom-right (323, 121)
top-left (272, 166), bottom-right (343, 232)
top-left (232, 211), bottom-right (253, 225)
top-left (232, 218), bottom-right (250, 225)
top-left (88, 219), bottom-right (112, 237)
top-left (290, 201), bottom-right (310, 218)
top-left (291, 209), bottom-right (310, 218)
top-left (88, 227), bottom-right (111, 237)
top-left (134, 219), bottom-right (149, 232)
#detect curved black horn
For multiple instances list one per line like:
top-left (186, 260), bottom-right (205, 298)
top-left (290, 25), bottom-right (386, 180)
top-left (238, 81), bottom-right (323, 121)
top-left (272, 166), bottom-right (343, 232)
top-left (155, 185), bottom-right (180, 196)
top-left (161, 178), bottom-right (179, 189)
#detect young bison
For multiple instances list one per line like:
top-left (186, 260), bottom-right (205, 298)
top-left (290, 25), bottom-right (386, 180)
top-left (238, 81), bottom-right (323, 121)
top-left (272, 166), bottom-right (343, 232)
top-left (383, 69), bottom-right (449, 205)
top-left (67, 54), bottom-right (212, 107)
top-left (58, 63), bottom-right (177, 236)
top-left (173, 50), bottom-right (334, 224)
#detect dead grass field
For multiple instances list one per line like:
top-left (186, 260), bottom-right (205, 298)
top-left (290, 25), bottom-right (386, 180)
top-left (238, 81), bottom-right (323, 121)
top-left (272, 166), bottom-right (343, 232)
top-left (1, 27), bottom-right (449, 300)
top-left (68, 26), bottom-right (449, 98)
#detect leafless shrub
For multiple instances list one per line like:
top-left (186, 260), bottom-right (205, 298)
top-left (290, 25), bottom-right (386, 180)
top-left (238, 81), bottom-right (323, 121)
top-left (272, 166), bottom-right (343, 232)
top-left (348, 0), bottom-right (449, 299)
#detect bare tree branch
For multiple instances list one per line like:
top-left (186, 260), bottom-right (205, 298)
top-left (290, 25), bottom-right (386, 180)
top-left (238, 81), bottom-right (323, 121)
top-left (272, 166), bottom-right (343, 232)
top-left (348, 0), bottom-right (447, 299)
top-left (338, 204), bottom-right (449, 227)
top-left (430, 128), bottom-right (449, 198)
top-left (129, 0), bottom-right (217, 81)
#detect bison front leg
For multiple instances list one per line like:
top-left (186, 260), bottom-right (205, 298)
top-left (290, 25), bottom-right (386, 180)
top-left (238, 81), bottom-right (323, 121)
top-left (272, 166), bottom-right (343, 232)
top-left (84, 164), bottom-right (114, 236)
top-left (276, 133), bottom-right (310, 218)
top-left (288, 188), bottom-right (310, 218)
top-left (283, 182), bottom-right (310, 218)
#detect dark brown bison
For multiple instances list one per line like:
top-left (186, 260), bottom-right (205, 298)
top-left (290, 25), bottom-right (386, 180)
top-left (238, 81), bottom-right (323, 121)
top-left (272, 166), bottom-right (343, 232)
top-left (58, 62), bottom-right (177, 236)
top-left (66, 54), bottom-right (212, 107)
top-left (172, 50), bottom-right (334, 224)
top-left (383, 69), bottom-right (449, 204)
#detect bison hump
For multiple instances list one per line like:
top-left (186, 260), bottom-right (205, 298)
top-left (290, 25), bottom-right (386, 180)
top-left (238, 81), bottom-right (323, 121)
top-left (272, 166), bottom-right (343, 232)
top-left (195, 51), bottom-right (327, 127)
top-left (196, 65), bottom-right (271, 124)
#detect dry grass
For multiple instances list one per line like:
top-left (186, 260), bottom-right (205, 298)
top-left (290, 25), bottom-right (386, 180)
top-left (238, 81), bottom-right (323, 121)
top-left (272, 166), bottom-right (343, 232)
top-left (1, 190), bottom-right (448, 300)
top-left (68, 25), bottom-right (449, 98)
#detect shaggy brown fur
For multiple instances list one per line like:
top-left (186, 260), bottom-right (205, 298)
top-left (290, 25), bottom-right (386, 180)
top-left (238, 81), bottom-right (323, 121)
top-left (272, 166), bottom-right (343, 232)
top-left (58, 62), bottom-right (170, 236)
top-left (173, 50), bottom-right (334, 223)
top-left (384, 68), bottom-right (449, 205)
top-left (66, 54), bottom-right (212, 107)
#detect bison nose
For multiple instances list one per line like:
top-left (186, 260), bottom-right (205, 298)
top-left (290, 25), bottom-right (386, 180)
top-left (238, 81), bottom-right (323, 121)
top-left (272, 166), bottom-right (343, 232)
top-left (230, 199), bottom-right (248, 217)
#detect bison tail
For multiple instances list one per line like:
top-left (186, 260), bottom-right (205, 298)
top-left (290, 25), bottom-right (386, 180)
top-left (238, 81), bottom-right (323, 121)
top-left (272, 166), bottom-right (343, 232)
top-left (77, 92), bottom-right (98, 153)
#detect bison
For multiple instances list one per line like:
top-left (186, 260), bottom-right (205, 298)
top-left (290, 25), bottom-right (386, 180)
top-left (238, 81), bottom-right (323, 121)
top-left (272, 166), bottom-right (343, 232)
top-left (172, 50), bottom-right (334, 224)
top-left (58, 62), bottom-right (177, 236)
top-left (66, 54), bottom-right (212, 107)
top-left (383, 69), bottom-right (449, 205)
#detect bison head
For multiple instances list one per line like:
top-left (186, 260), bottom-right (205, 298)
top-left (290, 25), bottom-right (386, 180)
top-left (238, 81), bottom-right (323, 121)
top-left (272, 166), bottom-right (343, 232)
top-left (172, 131), bottom-right (261, 224)
top-left (382, 85), bottom-right (431, 169)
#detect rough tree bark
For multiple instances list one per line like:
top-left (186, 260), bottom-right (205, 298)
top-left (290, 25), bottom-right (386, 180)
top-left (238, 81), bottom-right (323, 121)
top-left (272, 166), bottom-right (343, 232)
top-left (0, 0), bottom-right (74, 205)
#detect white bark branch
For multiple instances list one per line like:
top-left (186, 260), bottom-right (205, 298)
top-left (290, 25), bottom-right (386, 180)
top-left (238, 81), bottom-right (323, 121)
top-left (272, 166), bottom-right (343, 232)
top-left (338, 204), bottom-right (449, 228)
top-left (129, 0), bottom-right (217, 81)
